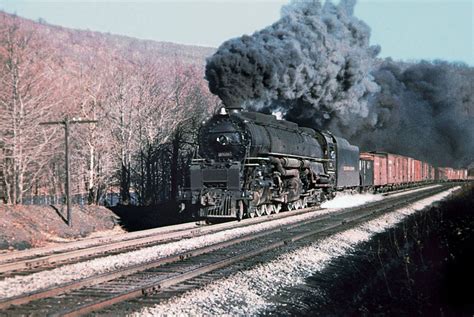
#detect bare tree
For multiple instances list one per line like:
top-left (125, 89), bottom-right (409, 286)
top-left (0, 12), bottom-right (219, 207)
top-left (0, 15), bottom-right (60, 204)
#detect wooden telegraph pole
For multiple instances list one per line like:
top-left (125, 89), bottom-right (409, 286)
top-left (40, 117), bottom-right (97, 227)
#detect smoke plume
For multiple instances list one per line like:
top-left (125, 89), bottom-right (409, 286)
top-left (206, 0), bottom-right (380, 133)
top-left (206, 0), bottom-right (474, 167)
top-left (356, 60), bottom-right (474, 167)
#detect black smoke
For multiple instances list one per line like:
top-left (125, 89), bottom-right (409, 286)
top-left (355, 60), bottom-right (474, 167)
top-left (206, 0), bottom-right (474, 168)
top-left (205, 0), bottom-right (380, 132)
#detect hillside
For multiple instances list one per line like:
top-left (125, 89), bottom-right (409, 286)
top-left (0, 11), bottom-right (220, 207)
top-left (1, 11), bottom-right (215, 66)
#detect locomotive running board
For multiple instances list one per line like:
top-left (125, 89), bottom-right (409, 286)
top-left (268, 152), bottom-right (329, 162)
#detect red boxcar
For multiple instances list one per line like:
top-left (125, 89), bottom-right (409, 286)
top-left (360, 152), bottom-right (387, 186)
top-left (362, 152), bottom-right (411, 186)
top-left (413, 159), bottom-right (422, 182)
top-left (436, 167), bottom-right (448, 180)
top-left (429, 165), bottom-right (436, 180)
top-left (387, 153), bottom-right (411, 185)
top-left (447, 168), bottom-right (453, 179)
top-left (436, 167), bottom-right (468, 180)
top-left (361, 152), bottom-right (465, 187)
top-left (453, 169), bottom-right (460, 180)
top-left (421, 162), bottom-right (428, 181)
top-left (454, 169), bottom-right (468, 180)
top-left (386, 153), bottom-right (397, 184)
top-left (407, 157), bottom-right (414, 182)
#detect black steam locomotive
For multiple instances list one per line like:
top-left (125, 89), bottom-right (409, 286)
top-left (178, 106), bottom-right (360, 220)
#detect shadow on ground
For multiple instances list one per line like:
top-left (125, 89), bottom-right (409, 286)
top-left (264, 183), bottom-right (474, 316)
top-left (108, 201), bottom-right (196, 231)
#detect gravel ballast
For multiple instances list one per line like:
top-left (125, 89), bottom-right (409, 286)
top-left (131, 187), bottom-right (459, 316)
top-left (0, 193), bottom-right (383, 299)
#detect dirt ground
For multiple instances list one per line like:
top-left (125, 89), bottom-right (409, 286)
top-left (0, 204), bottom-right (124, 251)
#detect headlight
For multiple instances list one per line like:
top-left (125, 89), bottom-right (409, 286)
top-left (217, 135), bottom-right (229, 145)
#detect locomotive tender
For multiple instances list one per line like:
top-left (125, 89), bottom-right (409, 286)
top-left (178, 106), bottom-right (360, 220)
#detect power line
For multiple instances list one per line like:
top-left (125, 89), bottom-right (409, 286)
top-left (40, 117), bottom-right (98, 227)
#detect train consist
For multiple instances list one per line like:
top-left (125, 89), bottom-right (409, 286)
top-left (178, 107), bottom-right (470, 220)
top-left (360, 152), bottom-right (468, 191)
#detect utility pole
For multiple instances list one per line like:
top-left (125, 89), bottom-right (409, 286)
top-left (40, 117), bottom-right (98, 227)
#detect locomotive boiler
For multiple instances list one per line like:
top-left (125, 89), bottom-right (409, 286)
top-left (178, 106), bottom-right (360, 220)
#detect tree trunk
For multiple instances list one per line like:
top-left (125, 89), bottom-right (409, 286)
top-left (120, 162), bottom-right (130, 205)
top-left (87, 144), bottom-right (96, 204)
top-left (144, 146), bottom-right (153, 205)
top-left (170, 129), bottom-right (181, 203)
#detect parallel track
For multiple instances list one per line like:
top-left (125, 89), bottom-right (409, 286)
top-left (0, 205), bottom-right (320, 278)
top-left (0, 182), bottom-right (445, 277)
top-left (0, 184), bottom-right (456, 316)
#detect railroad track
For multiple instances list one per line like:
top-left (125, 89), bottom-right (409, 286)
top-left (0, 221), bottom-right (200, 277)
top-left (0, 182), bottom-right (440, 278)
top-left (0, 204), bottom-right (324, 278)
top-left (0, 184), bottom-right (456, 316)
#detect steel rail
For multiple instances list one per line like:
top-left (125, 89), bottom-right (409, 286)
top-left (381, 183), bottom-right (439, 196)
top-left (0, 221), bottom-right (201, 264)
top-left (0, 181), bottom-right (444, 274)
top-left (56, 184), bottom-right (454, 317)
top-left (0, 208), bottom-right (342, 310)
top-left (0, 205), bottom-right (326, 276)
top-left (0, 184), bottom-right (454, 314)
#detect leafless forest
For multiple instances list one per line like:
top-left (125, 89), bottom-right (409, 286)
top-left (1, 9), bottom-right (473, 208)
top-left (0, 12), bottom-right (219, 206)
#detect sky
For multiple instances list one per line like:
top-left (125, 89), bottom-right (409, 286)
top-left (0, 0), bottom-right (472, 65)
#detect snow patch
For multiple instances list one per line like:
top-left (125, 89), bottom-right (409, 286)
top-left (321, 193), bottom-right (383, 209)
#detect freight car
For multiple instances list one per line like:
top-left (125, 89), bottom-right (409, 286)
top-left (436, 167), bottom-right (469, 181)
top-left (359, 152), bottom-right (436, 192)
top-left (178, 107), bottom-right (359, 220)
top-left (360, 151), bottom-right (469, 191)
top-left (178, 107), bottom-right (469, 221)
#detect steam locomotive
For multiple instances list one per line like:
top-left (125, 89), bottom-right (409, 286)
top-left (178, 106), bottom-right (360, 220)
